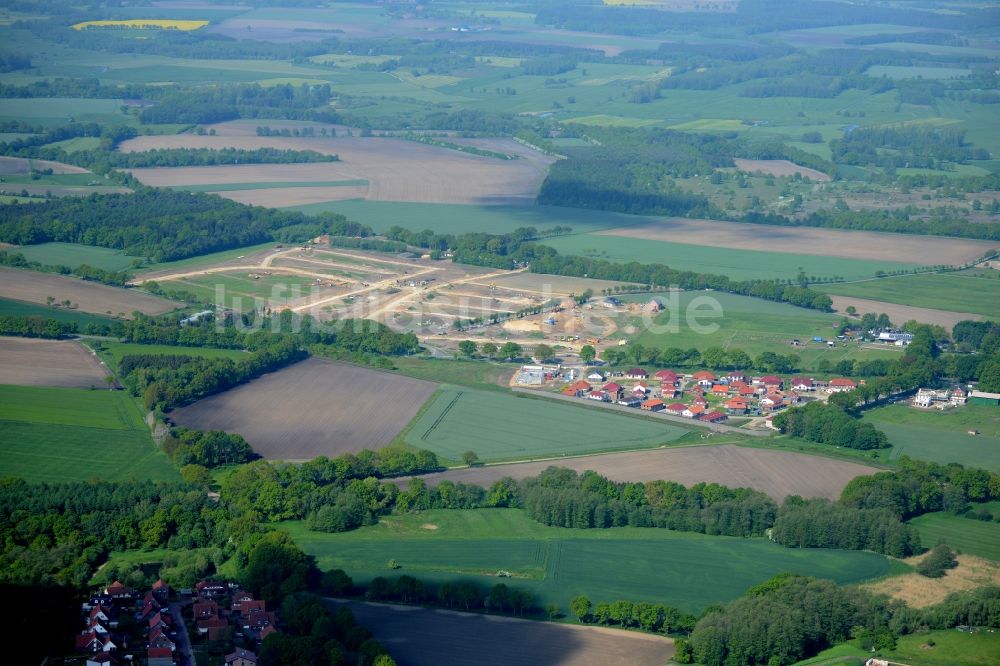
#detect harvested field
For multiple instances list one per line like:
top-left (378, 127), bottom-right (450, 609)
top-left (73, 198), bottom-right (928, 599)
top-left (119, 133), bottom-right (555, 205)
top-left (222, 185), bottom-right (370, 207)
top-left (733, 158), bottom-right (831, 181)
top-left (332, 600), bottom-right (674, 666)
top-left (828, 295), bottom-right (983, 329)
top-left (864, 554), bottom-right (1000, 608)
top-left (0, 156), bottom-right (90, 175)
top-left (169, 358), bottom-right (438, 460)
top-left (600, 218), bottom-right (996, 266)
top-left (0, 337), bottom-right (107, 388)
top-left (0, 267), bottom-right (181, 317)
top-left (406, 444), bottom-right (879, 500)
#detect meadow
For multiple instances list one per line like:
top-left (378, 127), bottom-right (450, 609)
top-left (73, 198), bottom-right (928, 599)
top-left (908, 502), bottom-right (1000, 562)
top-left (793, 631), bottom-right (1000, 666)
top-left (862, 405), bottom-right (1000, 472)
top-left (11, 242), bottom-right (138, 272)
top-left (627, 291), bottom-right (901, 369)
top-left (402, 386), bottom-right (692, 463)
top-left (162, 271), bottom-right (331, 310)
top-left (820, 272), bottom-right (1000, 318)
top-left (0, 384), bottom-right (178, 483)
top-left (541, 233), bottom-right (921, 282)
top-left (283, 508), bottom-right (893, 614)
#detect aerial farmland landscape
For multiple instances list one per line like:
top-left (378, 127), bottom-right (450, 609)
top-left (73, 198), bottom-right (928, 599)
top-left (0, 1), bottom-right (999, 665)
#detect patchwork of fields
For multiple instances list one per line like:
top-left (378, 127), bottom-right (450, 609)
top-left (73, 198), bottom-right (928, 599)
top-left (0, 384), bottom-right (178, 483)
top-left (120, 128), bottom-right (555, 206)
top-left (286, 509), bottom-right (893, 614)
top-left (169, 358), bottom-right (439, 460)
top-left (405, 444), bottom-right (880, 501)
top-left (402, 387), bottom-right (691, 463)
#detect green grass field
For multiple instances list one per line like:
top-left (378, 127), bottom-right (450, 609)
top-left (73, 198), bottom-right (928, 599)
top-left (0, 297), bottom-right (115, 326)
top-left (139, 241), bottom-right (279, 275)
top-left (0, 384), bottom-right (179, 483)
top-left (162, 272), bottom-right (327, 309)
top-left (908, 502), bottom-right (1000, 561)
top-left (97, 341), bottom-right (248, 370)
top-left (541, 233), bottom-right (920, 282)
top-left (820, 272), bottom-right (1000, 318)
top-left (862, 405), bottom-right (1000, 472)
top-left (11, 242), bottom-right (138, 271)
top-left (627, 291), bottom-right (900, 370)
top-left (884, 629), bottom-right (1000, 666)
top-left (284, 508), bottom-right (892, 614)
top-left (793, 630), bottom-right (1000, 666)
top-left (402, 387), bottom-right (691, 462)
top-left (390, 357), bottom-right (511, 392)
top-left (289, 201), bottom-right (637, 236)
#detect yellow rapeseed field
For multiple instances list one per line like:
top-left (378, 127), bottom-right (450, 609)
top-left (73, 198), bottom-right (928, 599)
top-left (71, 19), bottom-right (208, 31)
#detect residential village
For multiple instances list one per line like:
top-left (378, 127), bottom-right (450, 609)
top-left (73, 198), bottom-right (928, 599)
top-left (75, 578), bottom-right (273, 666)
top-left (512, 362), bottom-right (861, 430)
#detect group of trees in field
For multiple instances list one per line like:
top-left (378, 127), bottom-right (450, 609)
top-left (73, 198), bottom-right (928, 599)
top-left (0, 314), bottom-right (80, 339)
top-left (0, 189), bottom-right (359, 262)
top-left (164, 428), bottom-right (256, 468)
top-left (118, 338), bottom-right (307, 411)
top-left (521, 468), bottom-right (778, 537)
top-left (772, 401), bottom-right (889, 450)
top-left (952, 320), bottom-right (1000, 391)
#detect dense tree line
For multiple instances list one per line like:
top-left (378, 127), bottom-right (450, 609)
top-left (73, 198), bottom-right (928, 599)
top-left (138, 82), bottom-right (339, 125)
top-left (840, 457), bottom-right (1000, 521)
top-left (119, 338), bottom-right (307, 411)
top-left (770, 498), bottom-right (919, 556)
top-left (0, 315), bottom-right (80, 339)
top-left (0, 189), bottom-right (356, 262)
top-left (97, 147), bottom-right (339, 168)
top-left (520, 468), bottom-right (777, 536)
top-left (772, 401), bottom-right (889, 450)
top-left (164, 428), bottom-right (256, 468)
top-left (328, 236), bottom-right (407, 253)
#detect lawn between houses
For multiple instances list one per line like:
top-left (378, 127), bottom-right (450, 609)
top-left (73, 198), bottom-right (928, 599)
top-left (283, 508), bottom-right (893, 615)
top-left (0, 384), bottom-right (179, 483)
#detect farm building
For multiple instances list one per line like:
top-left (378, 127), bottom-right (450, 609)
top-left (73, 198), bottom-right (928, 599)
top-left (703, 411), bottom-right (727, 423)
top-left (588, 390), bottom-right (610, 402)
top-left (631, 384), bottom-right (648, 396)
top-left (711, 385), bottom-right (730, 397)
top-left (617, 395), bottom-right (642, 407)
top-left (875, 330), bottom-right (914, 345)
top-left (912, 387), bottom-right (966, 409)
top-left (665, 403), bottom-right (687, 415)
top-left (693, 371), bottom-right (715, 386)
top-left (683, 405), bottom-right (705, 419)
top-left (587, 371), bottom-right (606, 382)
top-left (625, 368), bottom-right (648, 380)
top-left (641, 398), bottom-right (665, 412)
top-left (969, 391), bottom-right (1000, 406)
